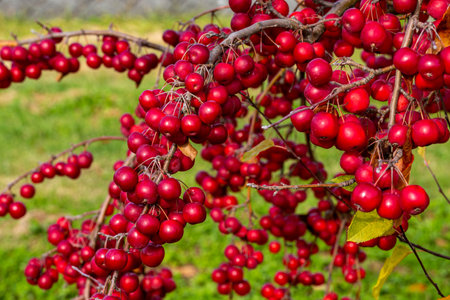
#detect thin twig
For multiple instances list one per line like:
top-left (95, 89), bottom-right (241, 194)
top-left (181, 5), bottom-right (229, 25)
top-left (421, 156), bottom-right (450, 204)
top-left (400, 226), bottom-right (444, 297)
top-left (9, 29), bottom-right (167, 52)
top-left (1, 136), bottom-right (125, 194)
top-left (247, 178), bottom-right (355, 191)
top-left (397, 236), bottom-right (450, 260)
top-left (65, 209), bottom-right (99, 221)
top-left (72, 266), bottom-right (104, 288)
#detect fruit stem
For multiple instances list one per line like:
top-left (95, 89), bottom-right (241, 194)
top-left (387, 0), bottom-right (423, 129)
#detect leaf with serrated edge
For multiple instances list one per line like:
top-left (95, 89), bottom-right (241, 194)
top-left (372, 244), bottom-right (411, 300)
top-left (347, 210), bottom-right (395, 243)
top-left (242, 139), bottom-right (274, 162)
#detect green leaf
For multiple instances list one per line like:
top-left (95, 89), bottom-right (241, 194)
top-left (241, 139), bottom-right (274, 162)
top-left (331, 175), bottom-right (354, 183)
top-left (347, 210), bottom-right (395, 243)
top-left (331, 175), bottom-right (357, 191)
top-left (372, 244), bottom-right (412, 300)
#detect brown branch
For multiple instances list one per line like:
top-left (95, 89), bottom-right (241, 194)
top-left (6, 29), bottom-right (167, 52)
top-left (326, 216), bottom-right (347, 293)
top-left (208, 0), bottom-right (354, 65)
top-left (65, 209), bottom-right (99, 221)
top-left (1, 136), bottom-right (125, 194)
top-left (88, 196), bottom-right (112, 248)
top-left (108, 270), bottom-right (120, 295)
top-left (182, 5), bottom-right (230, 25)
top-left (306, 0), bottom-right (359, 42)
top-left (208, 18), bottom-right (303, 64)
top-left (72, 266), bottom-right (104, 288)
top-left (155, 144), bottom-right (178, 183)
top-left (387, 0), bottom-right (423, 129)
top-left (400, 226), bottom-right (444, 297)
top-left (247, 178), bottom-right (355, 191)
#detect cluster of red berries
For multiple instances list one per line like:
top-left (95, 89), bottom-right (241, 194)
top-left (211, 244), bottom-right (263, 296)
top-left (0, 0), bottom-right (449, 299)
top-left (0, 150), bottom-right (93, 220)
top-left (0, 27), bottom-right (159, 87)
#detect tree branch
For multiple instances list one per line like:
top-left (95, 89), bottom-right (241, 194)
top-left (400, 226), bottom-right (444, 297)
top-left (247, 178), bottom-right (355, 191)
top-left (5, 29), bottom-right (167, 52)
top-left (397, 236), bottom-right (450, 260)
top-left (387, 0), bottom-right (423, 129)
top-left (306, 0), bottom-right (359, 42)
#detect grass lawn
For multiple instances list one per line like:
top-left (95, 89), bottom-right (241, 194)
top-left (0, 14), bottom-right (448, 300)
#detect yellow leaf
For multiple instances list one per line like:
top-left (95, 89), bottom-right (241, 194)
top-left (241, 139), bottom-right (274, 162)
top-left (372, 244), bottom-right (412, 300)
top-left (437, 6), bottom-right (450, 49)
top-left (178, 142), bottom-right (197, 161)
top-left (417, 147), bottom-right (426, 160)
top-left (347, 210), bottom-right (395, 243)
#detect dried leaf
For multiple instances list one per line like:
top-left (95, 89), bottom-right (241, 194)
top-left (0, 40), bottom-right (18, 47)
top-left (436, 6), bottom-right (450, 49)
top-left (372, 244), bottom-right (412, 300)
top-left (395, 128), bottom-right (414, 189)
top-left (347, 210), bottom-right (395, 243)
top-left (178, 142), bottom-right (197, 161)
top-left (242, 139), bottom-right (274, 162)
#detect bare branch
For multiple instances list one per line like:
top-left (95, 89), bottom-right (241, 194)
top-left (400, 226), bottom-right (444, 297)
top-left (397, 236), bottom-right (450, 260)
top-left (6, 29), bottom-right (167, 52)
top-left (247, 178), bottom-right (355, 191)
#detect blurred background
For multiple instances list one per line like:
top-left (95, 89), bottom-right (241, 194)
top-left (0, 1), bottom-right (448, 299)
top-left (0, 0), bottom-right (226, 17)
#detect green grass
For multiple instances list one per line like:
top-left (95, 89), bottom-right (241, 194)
top-left (0, 15), bottom-right (448, 300)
